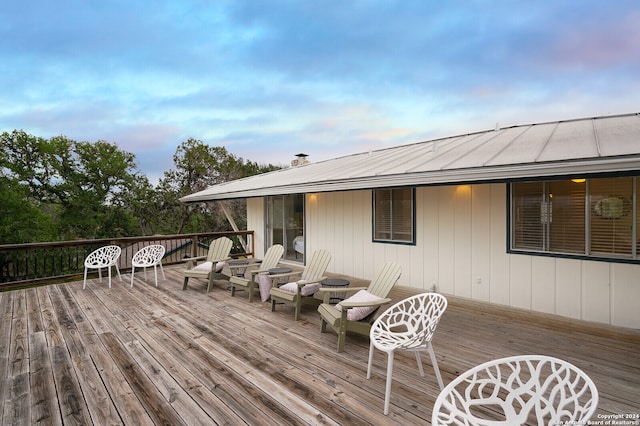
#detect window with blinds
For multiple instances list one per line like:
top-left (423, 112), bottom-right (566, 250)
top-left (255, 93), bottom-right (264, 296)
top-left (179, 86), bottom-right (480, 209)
top-left (548, 180), bottom-right (586, 254)
top-left (512, 181), bottom-right (544, 250)
top-left (510, 177), bottom-right (638, 261)
top-left (590, 177), bottom-right (633, 256)
top-left (373, 188), bottom-right (415, 244)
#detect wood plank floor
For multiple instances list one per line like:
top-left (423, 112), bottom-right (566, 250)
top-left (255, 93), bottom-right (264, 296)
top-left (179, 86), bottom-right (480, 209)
top-left (1, 265), bottom-right (639, 425)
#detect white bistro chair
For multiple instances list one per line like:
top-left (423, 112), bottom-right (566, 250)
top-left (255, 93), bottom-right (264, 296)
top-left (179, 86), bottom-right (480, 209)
top-left (130, 244), bottom-right (166, 287)
top-left (367, 292), bottom-right (448, 415)
top-left (432, 355), bottom-right (599, 425)
top-left (83, 245), bottom-right (123, 289)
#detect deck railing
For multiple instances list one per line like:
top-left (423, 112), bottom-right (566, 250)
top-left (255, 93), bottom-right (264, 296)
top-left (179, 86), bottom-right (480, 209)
top-left (0, 231), bottom-right (254, 290)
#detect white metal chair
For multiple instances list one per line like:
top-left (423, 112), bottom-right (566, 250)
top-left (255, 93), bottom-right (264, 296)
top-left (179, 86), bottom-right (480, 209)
top-left (130, 244), bottom-right (166, 287)
top-left (367, 292), bottom-right (447, 415)
top-left (432, 355), bottom-right (599, 425)
top-left (83, 245), bottom-right (123, 289)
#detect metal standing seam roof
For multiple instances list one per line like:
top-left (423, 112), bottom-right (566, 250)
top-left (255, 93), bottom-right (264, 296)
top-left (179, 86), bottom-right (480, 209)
top-left (180, 112), bottom-right (640, 203)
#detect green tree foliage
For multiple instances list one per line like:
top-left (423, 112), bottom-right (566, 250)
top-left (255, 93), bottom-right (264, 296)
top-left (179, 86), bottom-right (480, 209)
top-left (58, 140), bottom-right (139, 238)
top-left (1, 130), bottom-right (140, 240)
top-left (156, 138), bottom-right (279, 234)
top-left (0, 131), bottom-right (281, 243)
top-left (122, 175), bottom-right (162, 235)
top-left (0, 177), bottom-right (56, 243)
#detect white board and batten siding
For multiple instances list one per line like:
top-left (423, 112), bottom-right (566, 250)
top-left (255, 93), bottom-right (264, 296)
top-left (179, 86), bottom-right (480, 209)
top-left (249, 183), bottom-right (639, 329)
top-left (247, 198), bottom-right (265, 258)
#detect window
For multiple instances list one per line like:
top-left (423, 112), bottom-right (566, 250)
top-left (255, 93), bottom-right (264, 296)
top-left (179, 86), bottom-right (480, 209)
top-left (266, 194), bottom-right (304, 262)
top-left (510, 177), bottom-right (638, 261)
top-left (373, 188), bottom-right (415, 244)
top-left (590, 177), bottom-right (634, 256)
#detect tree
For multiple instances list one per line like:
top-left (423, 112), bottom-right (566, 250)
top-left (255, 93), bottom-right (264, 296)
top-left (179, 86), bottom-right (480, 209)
top-left (0, 177), bottom-right (56, 243)
top-left (156, 138), bottom-right (231, 233)
top-left (157, 138), bottom-right (282, 234)
top-left (1, 130), bottom-right (141, 240)
top-left (0, 130), bottom-right (281, 241)
top-left (1, 131), bottom-right (75, 204)
top-left (58, 140), bottom-right (139, 238)
top-left (122, 175), bottom-right (162, 235)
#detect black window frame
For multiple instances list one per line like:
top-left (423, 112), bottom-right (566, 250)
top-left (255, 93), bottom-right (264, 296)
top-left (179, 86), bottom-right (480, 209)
top-left (508, 176), bottom-right (639, 264)
top-left (372, 187), bottom-right (416, 245)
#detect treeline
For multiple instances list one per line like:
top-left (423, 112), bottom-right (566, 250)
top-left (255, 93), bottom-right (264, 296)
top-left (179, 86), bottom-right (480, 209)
top-left (0, 130), bottom-right (281, 244)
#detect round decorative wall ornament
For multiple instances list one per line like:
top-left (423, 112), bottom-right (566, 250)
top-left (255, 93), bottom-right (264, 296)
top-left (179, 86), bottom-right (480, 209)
top-left (593, 195), bottom-right (631, 219)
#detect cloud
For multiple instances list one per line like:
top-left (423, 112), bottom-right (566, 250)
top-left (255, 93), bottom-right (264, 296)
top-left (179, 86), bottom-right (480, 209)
top-left (1, 0), bottom-right (639, 183)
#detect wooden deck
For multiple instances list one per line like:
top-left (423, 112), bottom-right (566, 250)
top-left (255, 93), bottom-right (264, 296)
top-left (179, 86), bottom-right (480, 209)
top-left (1, 265), bottom-right (639, 425)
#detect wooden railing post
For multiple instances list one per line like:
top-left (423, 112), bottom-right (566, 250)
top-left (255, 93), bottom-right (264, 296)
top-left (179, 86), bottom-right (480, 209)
top-left (191, 236), bottom-right (198, 258)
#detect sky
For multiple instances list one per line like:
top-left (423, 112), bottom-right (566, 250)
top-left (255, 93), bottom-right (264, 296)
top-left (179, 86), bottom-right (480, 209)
top-left (1, 1), bottom-right (639, 183)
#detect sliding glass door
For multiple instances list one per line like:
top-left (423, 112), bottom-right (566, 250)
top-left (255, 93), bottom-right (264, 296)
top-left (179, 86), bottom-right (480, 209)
top-left (266, 194), bottom-right (304, 262)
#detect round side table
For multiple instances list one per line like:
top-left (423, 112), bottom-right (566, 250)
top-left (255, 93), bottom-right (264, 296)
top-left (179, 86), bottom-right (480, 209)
top-left (228, 259), bottom-right (249, 277)
top-left (321, 278), bottom-right (350, 304)
top-left (269, 267), bottom-right (292, 286)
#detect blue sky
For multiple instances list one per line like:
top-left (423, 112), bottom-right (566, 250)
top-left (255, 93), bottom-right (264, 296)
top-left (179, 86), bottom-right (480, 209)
top-left (1, 1), bottom-right (639, 183)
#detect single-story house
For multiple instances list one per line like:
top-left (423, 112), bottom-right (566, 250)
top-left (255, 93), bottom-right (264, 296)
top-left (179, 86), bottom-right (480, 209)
top-left (181, 112), bottom-right (640, 329)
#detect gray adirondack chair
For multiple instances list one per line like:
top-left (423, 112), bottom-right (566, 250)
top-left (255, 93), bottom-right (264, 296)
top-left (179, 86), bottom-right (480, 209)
top-left (228, 244), bottom-right (284, 302)
top-left (318, 262), bottom-right (401, 352)
top-left (182, 237), bottom-right (233, 293)
top-left (269, 249), bottom-right (332, 320)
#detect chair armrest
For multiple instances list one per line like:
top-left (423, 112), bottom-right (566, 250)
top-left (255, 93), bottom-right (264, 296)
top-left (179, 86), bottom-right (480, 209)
top-left (185, 256), bottom-right (231, 271)
top-left (286, 277), bottom-right (328, 296)
top-left (338, 298), bottom-right (391, 308)
top-left (318, 286), bottom-right (366, 295)
top-left (247, 262), bottom-right (271, 276)
top-left (184, 255), bottom-right (208, 268)
top-left (230, 261), bottom-right (260, 273)
top-left (268, 270), bottom-right (303, 280)
top-left (186, 255), bottom-right (208, 262)
top-left (246, 267), bottom-right (262, 276)
top-left (296, 276), bottom-right (327, 287)
top-left (318, 286), bottom-right (367, 303)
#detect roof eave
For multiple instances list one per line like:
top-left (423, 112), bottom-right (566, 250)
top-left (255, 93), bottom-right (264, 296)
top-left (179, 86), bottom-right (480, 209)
top-left (180, 156), bottom-right (640, 202)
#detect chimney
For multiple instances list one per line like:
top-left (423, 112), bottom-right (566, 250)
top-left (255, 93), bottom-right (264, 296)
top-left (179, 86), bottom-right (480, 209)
top-left (291, 153), bottom-right (310, 167)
